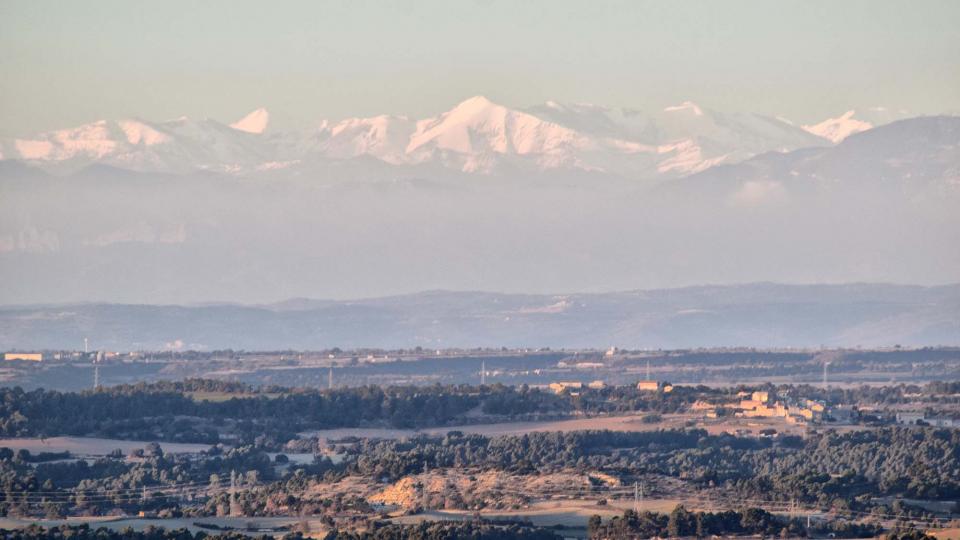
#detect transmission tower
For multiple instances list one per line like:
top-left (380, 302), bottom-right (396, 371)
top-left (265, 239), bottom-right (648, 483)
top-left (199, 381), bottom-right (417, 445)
top-left (633, 481), bottom-right (643, 513)
top-left (229, 470), bottom-right (241, 516)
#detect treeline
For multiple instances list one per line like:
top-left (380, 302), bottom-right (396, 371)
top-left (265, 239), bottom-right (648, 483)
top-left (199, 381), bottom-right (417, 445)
top-left (768, 382), bottom-right (960, 407)
top-left (588, 506), bottom-right (882, 539)
top-left (108, 379), bottom-right (263, 394)
top-left (0, 521), bottom-right (564, 540)
top-left (0, 381), bottom-right (713, 444)
top-left (7, 379), bottom-right (954, 445)
top-left (324, 521), bottom-right (562, 540)
top-left (343, 429), bottom-right (771, 481)
top-left (0, 384), bottom-right (569, 443)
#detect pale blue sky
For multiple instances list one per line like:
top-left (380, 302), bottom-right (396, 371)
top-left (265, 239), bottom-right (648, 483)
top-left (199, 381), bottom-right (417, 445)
top-left (1, 0), bottom-right (958, 135)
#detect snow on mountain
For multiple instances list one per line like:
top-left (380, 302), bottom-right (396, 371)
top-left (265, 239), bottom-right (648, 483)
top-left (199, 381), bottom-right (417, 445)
top-left (803, 110), bottom-right (873, 143)
top-left (118, 120), bottom-right (171, 146)
top-left (300, 114), bottom-right (416, 164)
top-left (802, 108), bottom-right (912, 143)
top-left (525, 101), bottom-right (658, 142)
top-left (528, 99), bottom-right (827, 175)
top-left (230, 108), bottom-right (270, 134)
top-left (1, 99), bottom-right (923, 178)
top-left (12, 120), bottom-right (120, 161)
top-left (1, 116), bottom-right (272, 173)
top-left (663, 101), bottom-right (704, 116)
top-left (666, 116), bottom-right (960, 202)
top-left (404, 96), bottom-right (655, 173)
top-left (653, 101), bottom-right (827, 156)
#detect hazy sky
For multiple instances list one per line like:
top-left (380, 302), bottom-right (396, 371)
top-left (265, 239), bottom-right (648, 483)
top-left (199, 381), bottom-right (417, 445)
top-left (1, 0), bottom-right (958, 136)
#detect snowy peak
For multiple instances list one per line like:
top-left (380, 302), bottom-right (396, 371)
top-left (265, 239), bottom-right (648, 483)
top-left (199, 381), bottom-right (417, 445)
top-left (802, 107), bottom-right (915, 143)
top-left (1, 115), bottom-right (273, 174)
top-left (449, 95), bottom-right (497, 115)
top-left (313, 114), bottom-right (415, 163)
top-left (407, 95), bottom-right (582, 156)
top-left (230, 108), bottom-right (270, 134)
top-left (12, 120), bottom-right (121, 161)
top-left (401, 95), bottom-right (654, 173)
top-left (118, 120), bottom-right (170, 146)
top-left (663, 101), bottom-right (704, 116)
top-left (803, 110), bottom-right (873, 143)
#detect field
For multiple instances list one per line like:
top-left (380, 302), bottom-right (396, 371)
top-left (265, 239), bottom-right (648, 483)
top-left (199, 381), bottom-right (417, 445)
top-left (0, 436), bottom-right (214, 456)
top-left (303, 411), bottom-right (825, 442)
top-left (0, 516), bottom-right (317, 537)
top-left (187, 391), bottom-right (284, 402)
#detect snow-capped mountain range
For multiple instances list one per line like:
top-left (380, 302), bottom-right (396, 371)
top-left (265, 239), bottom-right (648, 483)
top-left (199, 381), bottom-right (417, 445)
top-left (0, 97), bottom-right (914, 177)
top-left (2, 114), bottom-right (958, 305)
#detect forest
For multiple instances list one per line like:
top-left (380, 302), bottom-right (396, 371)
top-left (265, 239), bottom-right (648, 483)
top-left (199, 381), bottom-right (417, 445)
top-left (1, 380), bottom-right (958, 537)
top-left (3, 426), bottom-right (956, 521)
top-left (587, 506), bottom-right (884, 539)
top-left (4, 379), bottom-right (955, 446)
top-left (0, 381), bottom-right (702, 444)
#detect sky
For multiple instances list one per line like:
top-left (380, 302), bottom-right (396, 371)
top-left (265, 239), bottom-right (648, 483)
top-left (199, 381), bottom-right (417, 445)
top-left (1, 0), bottom-right (959, 136)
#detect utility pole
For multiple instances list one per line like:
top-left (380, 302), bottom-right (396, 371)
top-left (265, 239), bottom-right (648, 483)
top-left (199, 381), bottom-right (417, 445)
top-left (481, 361), bottom-right (486, 386)
top-left (823, 361), bottom-right (830, 387)
top-left (646, 360), bottom-right (651, 380)
top-left (93, 363), bottom-right (100, 390)
top-left (84, 338), bottom-right (89, 354)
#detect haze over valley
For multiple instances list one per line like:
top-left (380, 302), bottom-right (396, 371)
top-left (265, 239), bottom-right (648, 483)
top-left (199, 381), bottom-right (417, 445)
top-left (2, 99), bottom-right (957, 306)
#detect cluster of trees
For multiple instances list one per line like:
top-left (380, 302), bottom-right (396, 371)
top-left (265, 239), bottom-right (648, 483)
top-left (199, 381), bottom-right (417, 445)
top-left (324, 521), bottom-right (562, 540)
top-left (346, 429), bottom-right (713, 480)
top-left (0, 444), bottom-right (279, 517)
top-left (338, 426), bottom-right (959, 503)
top-left (0, 525), bottom-right (226, 540)
top-left (340, 429), bottom-right (791, 481)
top-left (588, 506), bottom-right (883, 539)
top-left (113, 379), bottom-right (267, 394)
top-left (767, 381), bottom-right (960, 408)
top-left (729, 427), bottom-right (960, 502)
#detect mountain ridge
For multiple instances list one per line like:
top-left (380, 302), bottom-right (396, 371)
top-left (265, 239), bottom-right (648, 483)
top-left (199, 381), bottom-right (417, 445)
top-left (1, 283), bottom-right (956, 350)
top-left (2, 96), bottom-right (911, 179)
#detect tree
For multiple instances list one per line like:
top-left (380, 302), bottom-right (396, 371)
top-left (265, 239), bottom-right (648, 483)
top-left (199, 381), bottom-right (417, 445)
top-left (668, 505), bottom-right (694, 537)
